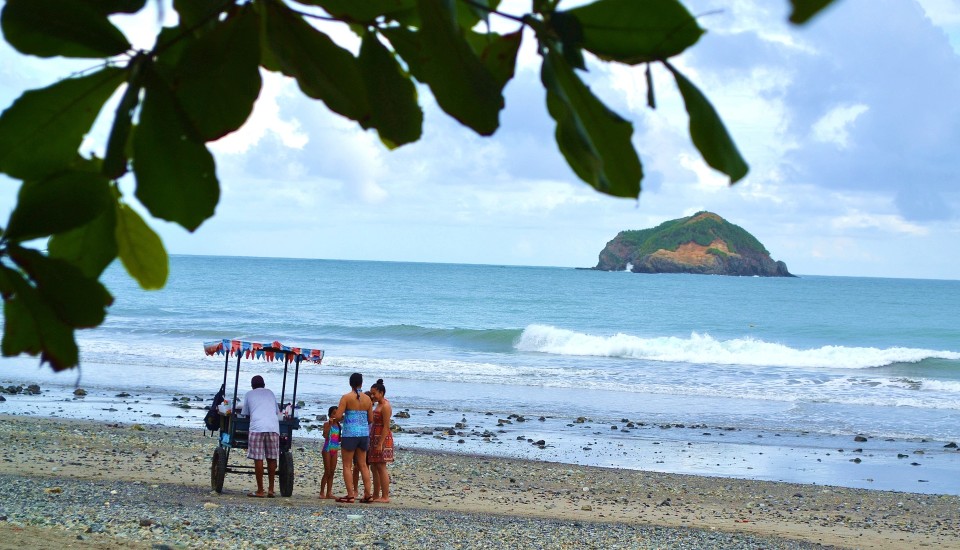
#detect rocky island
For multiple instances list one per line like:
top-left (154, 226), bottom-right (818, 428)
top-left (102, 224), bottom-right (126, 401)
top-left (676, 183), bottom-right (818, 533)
top-left (594, 211), bottom-right (793, 276)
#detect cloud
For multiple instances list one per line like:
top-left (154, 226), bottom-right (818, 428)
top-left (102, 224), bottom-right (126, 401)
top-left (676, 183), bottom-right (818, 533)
top-left (209, 72), bottom-right (308, 155)
top-left (1, 0), bottom-right (959, 279)
top-left (831, 211), bottom-right (929, 236)
top-left (810, 104), bottom-right (869, 149)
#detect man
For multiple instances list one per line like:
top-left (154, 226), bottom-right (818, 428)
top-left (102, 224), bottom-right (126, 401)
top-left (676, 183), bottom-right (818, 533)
top-left (241, 375), bottom-right (280, 497)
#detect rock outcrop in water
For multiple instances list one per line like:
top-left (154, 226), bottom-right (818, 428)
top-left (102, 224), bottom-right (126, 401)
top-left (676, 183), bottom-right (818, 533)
top-left (594, 212), bottom-right (794, 277)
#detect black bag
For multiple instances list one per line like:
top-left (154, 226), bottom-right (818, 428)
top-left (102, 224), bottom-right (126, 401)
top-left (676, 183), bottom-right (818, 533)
top-left (203, 384), bottom-right (226, 433)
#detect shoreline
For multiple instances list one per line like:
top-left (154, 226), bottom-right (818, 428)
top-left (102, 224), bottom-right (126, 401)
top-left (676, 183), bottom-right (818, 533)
top-left (3, 382), bottom-right (960, 496)
top-left (1, 415), bottom-right (958, 549)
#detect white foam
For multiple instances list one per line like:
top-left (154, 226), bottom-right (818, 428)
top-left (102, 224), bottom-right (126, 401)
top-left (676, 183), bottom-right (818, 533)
top-left (515, 324), bottom-right (960, 369)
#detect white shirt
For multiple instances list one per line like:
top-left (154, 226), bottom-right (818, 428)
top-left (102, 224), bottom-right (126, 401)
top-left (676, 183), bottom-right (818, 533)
top-left (241, 387), bottom-right (280, 434)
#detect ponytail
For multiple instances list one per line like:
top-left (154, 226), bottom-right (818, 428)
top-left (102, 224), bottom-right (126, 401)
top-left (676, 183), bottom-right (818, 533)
top-left (349, 372), bottom-right (363, 400)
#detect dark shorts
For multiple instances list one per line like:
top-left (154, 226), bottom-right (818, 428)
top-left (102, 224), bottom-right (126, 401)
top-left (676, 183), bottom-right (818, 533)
top-left (340, 436), bottom-right (368, 452)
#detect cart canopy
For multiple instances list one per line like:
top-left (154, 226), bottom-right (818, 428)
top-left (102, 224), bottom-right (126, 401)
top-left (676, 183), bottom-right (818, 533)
top-left (203, 339), bottom-right (324, 364)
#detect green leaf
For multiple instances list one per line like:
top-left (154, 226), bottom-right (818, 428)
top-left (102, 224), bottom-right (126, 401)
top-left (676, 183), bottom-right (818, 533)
top-left (48, 205), bottom-right (119, 278)
top-left (115, 203), bottom-right (169, 290)
top-left (173, 0), bottom-right (228, 28)
top-left (0, 265), bottom-right (79, 371)
top-left (789, 0), bottom-right (837, 24)
top-left (165, 4), bottom-right (262, 142)
top-left (461, 0), bottom-right (501, 29)
top-left (666, 63), bottom-right (748, 184)
top-left (465, 30), bottom-right (523, 89)
top-left (359, 31), bottom-right (423, 149)
top-left (547, 11), bottom-right (586, 70)
top-left (7, 245), bottom-right (113, 328)
top-left (1, 0), bottom-right (132, 58)
top-left (81, 0), bottom-right (147, 15)
top-left (565, 0), bottom-right (703, 64)
top-left (0, 268), bottom-right (42, 356)
top-left (4, 170), bottom-right (113, 242)
top-left (385, 0), bottom-right (503, 136)
top-left (133, 64), bottom-right (219, 231)
top-left (541, 50), bottom-right (642, 198)
top-left (0, 68), bottom-right (125, 180)
top-left (300, 0), bottom-right (416, 23)
top-left (103, 57), bottom-right (146, 179)
top-left (261, 0), bottom-right (372, 127)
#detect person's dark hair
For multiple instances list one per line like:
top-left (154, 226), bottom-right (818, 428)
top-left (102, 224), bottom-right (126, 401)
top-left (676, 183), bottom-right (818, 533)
top-left (251, 375), bottom-right (265, 389)
top-left (327, 405), bottom-right (337, 417)
top-left (372, 378), bottom-right (386, 396)
top-left (349, 372), bottom-right (363, 399)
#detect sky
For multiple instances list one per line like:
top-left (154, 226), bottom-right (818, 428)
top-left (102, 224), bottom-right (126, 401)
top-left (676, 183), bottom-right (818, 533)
top-left (1, 0), bottom-right (959, 279)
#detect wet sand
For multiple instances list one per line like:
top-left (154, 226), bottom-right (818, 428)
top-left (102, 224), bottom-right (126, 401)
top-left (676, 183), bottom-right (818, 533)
top-left (0, 415), bottom-right (958, 549)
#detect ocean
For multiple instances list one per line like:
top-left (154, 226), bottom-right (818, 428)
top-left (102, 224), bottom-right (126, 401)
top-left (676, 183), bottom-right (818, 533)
top-left (2, 255), bottom-right (959, 494)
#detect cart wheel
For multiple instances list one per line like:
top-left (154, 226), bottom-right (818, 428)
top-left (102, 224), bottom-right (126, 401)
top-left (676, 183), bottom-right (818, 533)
top-left (211, 447), bottom-right (227, 493)
top-left (278, 451), bottom-right (294, 497)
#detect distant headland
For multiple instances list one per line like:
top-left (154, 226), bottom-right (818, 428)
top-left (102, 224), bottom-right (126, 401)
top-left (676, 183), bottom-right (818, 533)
top-left (592, 212), bottom-right (794, 277)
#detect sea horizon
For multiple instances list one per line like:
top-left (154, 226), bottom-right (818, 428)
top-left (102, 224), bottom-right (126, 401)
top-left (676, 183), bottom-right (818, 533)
top-left (163, 252), bottom-right (960, 282)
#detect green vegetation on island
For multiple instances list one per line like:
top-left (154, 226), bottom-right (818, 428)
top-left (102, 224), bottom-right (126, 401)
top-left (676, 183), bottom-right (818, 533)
top-left (595, 212), bottom-right (793, 277)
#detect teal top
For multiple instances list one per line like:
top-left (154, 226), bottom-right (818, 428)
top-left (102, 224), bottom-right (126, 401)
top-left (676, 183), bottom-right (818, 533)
top-left (342, 409), bottom-right (369, 438)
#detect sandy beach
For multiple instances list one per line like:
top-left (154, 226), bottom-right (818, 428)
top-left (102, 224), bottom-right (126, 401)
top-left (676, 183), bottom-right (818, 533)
top-left (0, 415), bottom-right (957, 549)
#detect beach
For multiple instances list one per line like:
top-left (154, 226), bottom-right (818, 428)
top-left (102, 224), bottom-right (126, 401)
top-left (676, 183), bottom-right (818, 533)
top-left (1, 414), bottom-right (958, 549)
top-left (1, 259), bottom-right (958, 548)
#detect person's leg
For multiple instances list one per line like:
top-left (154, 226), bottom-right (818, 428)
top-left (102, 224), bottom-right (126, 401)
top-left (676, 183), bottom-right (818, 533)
top-left (340, 448), bottom-right (356, 499)
top-left (266, 432), bottom-right (279, 496)
top-left (326, 451), bottom-right (338, 497)
top-left (371, 459), bottom-right (381, 499)
top-left (356, 449), bottom-right (372, 499)
top-left (267, 458), bottom-right (277, 495)
top-left (320, 451), bottom-right (329, 497)
top-left (254, 459), bottom-right (265, 494)
top-left (374, 463), bottom-right (390, 502)
top-left (352, 454), bottom-right (360, 495)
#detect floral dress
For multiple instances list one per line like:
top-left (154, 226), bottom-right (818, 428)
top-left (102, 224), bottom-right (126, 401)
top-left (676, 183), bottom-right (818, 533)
top-left (367, 403), bottom-right (394, 463)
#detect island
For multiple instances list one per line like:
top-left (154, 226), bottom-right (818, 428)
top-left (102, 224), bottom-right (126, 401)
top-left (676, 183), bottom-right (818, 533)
top-left (593, 211), bottom-right (794, 277)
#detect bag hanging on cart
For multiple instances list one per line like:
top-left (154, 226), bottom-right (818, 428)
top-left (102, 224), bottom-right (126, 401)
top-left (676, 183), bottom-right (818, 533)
top-left (204, 384), bottom-right (226, 434)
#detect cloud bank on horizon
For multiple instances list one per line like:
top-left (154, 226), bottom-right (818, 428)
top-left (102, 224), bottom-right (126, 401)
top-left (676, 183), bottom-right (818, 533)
top-left (0, 0), bottom-right (958, 279)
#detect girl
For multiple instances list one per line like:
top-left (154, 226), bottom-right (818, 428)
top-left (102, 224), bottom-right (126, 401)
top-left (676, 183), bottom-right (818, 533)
top-left (368, 379), bottom-right (394, 503)
top-left (319, 405), bottom-right (340, 499)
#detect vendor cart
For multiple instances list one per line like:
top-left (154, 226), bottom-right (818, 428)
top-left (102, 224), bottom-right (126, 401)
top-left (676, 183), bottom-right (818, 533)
top-left (202, 339), bottom-right (324, 497)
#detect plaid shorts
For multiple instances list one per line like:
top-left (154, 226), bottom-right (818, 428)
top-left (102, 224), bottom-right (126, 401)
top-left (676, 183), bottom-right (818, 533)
top-left (247, 431), bottom-right (280, 461)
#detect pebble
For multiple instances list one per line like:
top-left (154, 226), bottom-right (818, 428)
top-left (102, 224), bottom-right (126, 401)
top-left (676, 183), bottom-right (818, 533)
top-left (0, 475), bottom-right (832, 549)
top-left (2, 414), bottom-right (958, 550)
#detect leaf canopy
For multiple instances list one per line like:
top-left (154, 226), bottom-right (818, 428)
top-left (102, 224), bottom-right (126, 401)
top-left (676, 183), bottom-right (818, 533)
top-left (384, 1), bottom-right (504, 136)
top-left (0, 266), bottom-right (80, 371)
top-left (4, 170), bottom-right (114, 242)
top-left (541, 50), bottom-right (641, 198)
top-left (48, 206), bottom-right (119, 279)
top-left (667, 63), bottom-right (749, 183)
top-left (789, 0), bottom-right (838, 24)
top-left (0, 68), bottom-right (125, 180)
top-left (133, 64), bottom-right (219, 231)
top-left (115, 203), bottom-right (169, 290)
top-left (7, 245), bottom-right (113, 329)
top-left (359, 32), bottom-right (423, 149)
top-left (261, 0), bottom-right (372, 127)
top-left (565, 0), bottom-right (703, 64)
top-left (164, 4), bottom-right (262, 142)
top-left (301, 0), bottom-right (416, 23)
top-left (1, 0), bottom-right (132, 58)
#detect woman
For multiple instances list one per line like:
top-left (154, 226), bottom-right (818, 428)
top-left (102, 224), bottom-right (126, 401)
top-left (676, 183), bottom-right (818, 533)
top-left (334, 372), bottom-right (373, 503)
top-left (367, 378), bottom-right (394, 503)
